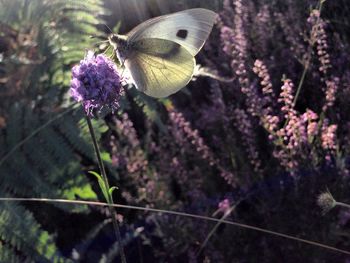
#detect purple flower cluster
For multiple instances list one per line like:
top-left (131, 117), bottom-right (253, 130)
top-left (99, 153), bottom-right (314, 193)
top-left (278, 78), bottom-right (296, 119)
top-left (308, 10), bottom-right (331, 77)
top-left (90, 1), bottom-right (350, 260)
top-left (323, 77), bottom-right (339, 111)
top-left (168, 106), bottom-right (237, 186)
top-left (109, 113), bottom-right (154, 204)
top-left (321, 119), bottom-right (337, 152)
top-left (70, 51), bottom-right (122, 116)
top-left (253, 60), bottom-right (273, 98)
top-left (254, 5), bottom-right (272, 55)
top-left (275, 11), bottom-right (306, 62)
top-left (168, 107), bottom-right (216, 165)
top-left (233, 108), bottom-right (262, 174)
top-left (217, 0), bottom-right (347, 176)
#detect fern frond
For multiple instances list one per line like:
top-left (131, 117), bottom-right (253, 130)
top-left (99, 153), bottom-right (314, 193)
top-left (0, 202), bottom-right (71, 263)
top-left (0, 0), bottom-right (109, 260)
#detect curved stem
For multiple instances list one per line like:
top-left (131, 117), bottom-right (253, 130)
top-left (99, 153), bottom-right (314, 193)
top-left (336, 202), bottom-right (350, 209)
top-left (196, 203), bottom-right (238, 257)
top-left (1, 197), bottom-right (349, 256)
top-left (86, 116), bottom-right (127, 263)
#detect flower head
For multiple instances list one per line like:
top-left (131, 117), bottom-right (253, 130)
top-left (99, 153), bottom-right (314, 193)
top-left (317, 191), bottom-right (336, 214)
top-left (70, 51), bottom-right (122, 116)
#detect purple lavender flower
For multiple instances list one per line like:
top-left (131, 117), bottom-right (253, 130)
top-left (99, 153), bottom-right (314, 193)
top-left (70, 51), bottom-right (122, 116)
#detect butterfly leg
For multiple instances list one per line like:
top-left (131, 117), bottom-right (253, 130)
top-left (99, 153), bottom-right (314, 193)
top-left (103, 45), bottom-right (111, 55)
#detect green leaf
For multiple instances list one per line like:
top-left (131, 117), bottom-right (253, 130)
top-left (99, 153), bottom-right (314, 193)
top-left (100, 151), bottom-right (112, 163)
top-left (108, 186), bottom-right (118, 201)
top-left (88, 171), bottom-right (109, 203)
top-left (62, 184), bottom-right (97, 200)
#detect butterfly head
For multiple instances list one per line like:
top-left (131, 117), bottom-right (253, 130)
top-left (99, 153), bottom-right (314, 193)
top-left (108, 34), bottom-right (128, 50)
top-left (108, 34), bottom-right (129, 64)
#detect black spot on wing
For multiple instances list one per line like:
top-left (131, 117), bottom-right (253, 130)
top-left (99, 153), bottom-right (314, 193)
top-left (176, 29), bottom-right (188, 39)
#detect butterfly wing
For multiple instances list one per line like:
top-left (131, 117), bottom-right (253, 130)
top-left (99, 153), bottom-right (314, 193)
top-left (127, 8), bottom-right (217, 56)
top-left (125, 38), bottom-right (195, 98)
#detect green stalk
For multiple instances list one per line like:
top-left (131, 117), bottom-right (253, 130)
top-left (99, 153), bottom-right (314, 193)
top-left (292, 0), bottom-right (324, 108)
top-left (292, 60), bottom-right (309, 109)
top-left (86, 116), bottom-right (127, 263)
top-left (282, 0), bottom-right (325, 129)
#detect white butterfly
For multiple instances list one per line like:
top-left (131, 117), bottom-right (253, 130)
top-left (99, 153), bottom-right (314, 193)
top-left (108, 8), bottom-right (217, 98)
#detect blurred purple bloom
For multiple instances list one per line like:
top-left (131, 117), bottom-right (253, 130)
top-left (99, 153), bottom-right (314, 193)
top-left (218, 198), bottom-right (231, 215)
top-left (70, 51), bottom-right (122, 116)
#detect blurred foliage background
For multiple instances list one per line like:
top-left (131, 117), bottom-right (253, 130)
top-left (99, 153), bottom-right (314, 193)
top-left (1, 0), bottom-right (350, 262)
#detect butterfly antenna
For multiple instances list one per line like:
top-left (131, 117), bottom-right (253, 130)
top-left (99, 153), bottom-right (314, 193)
top-left (94, 39), bottom-right (109, 45)
top-left (120, 67), bottom-right (126, 78)
top-left (89, 34), bottom-right (107, 40)
top-left (104, 24), bottom-right (114, 34)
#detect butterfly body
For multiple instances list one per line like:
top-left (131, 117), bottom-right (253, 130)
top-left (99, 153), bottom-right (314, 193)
top-left (108, 34), bottom-right (129, 64)
top-left (108, 8), bottom-right (217, 98)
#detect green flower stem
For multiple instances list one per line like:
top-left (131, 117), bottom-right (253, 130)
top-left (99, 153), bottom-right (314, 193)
top-left (86, 116), bottom-right (127, 263)
top-left (282, 0), bottom-right (325, 129)
top-left (292, 0), bottom-right (324, 109)
top-left (292, 60), bottom-right (309, 109)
